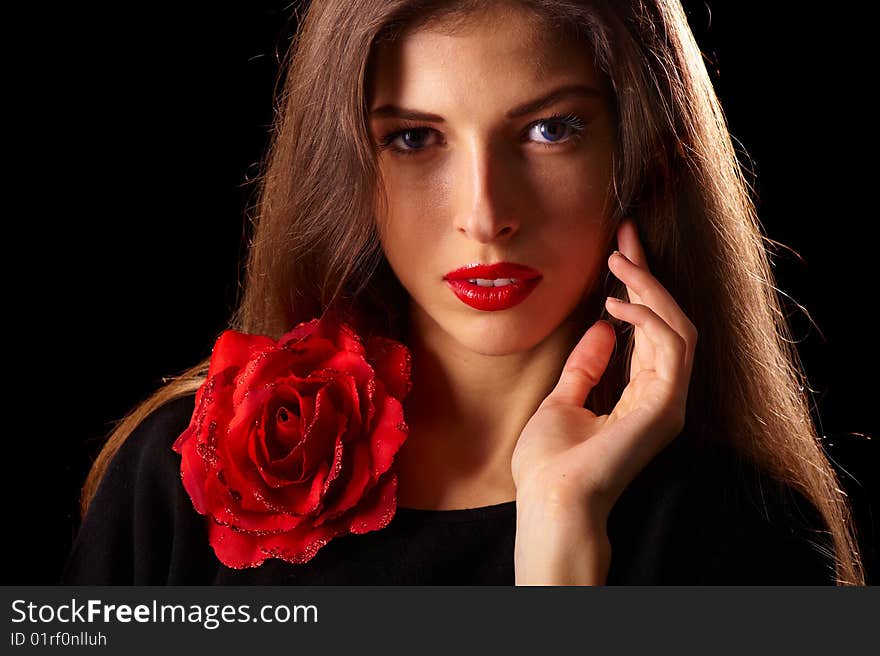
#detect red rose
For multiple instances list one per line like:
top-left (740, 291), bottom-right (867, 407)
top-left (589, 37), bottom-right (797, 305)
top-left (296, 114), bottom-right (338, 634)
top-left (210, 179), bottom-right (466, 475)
top-left (172, 315), bottom-right (412, 569)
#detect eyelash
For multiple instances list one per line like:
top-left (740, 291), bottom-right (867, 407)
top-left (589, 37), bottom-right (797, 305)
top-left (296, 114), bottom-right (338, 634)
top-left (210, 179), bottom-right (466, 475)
top-left (376, 111), bottom-right (587, 157)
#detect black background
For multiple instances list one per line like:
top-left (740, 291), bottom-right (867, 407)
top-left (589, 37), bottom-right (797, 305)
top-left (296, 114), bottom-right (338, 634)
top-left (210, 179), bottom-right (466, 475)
top-left (10, 2), bottom-right (877, 584)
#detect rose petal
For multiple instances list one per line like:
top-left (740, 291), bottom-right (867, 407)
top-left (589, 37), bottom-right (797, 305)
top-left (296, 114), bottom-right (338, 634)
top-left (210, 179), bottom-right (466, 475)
top-left (219, 376), bottom-right (336, 511)
top-left (207, 330), bottom-right (275, 380)
top-left (175, 424), bottom-right (209, 514)
top-left (278, 332), bottom-right (349, 378)
top-left (321, 435), bottom-right (346, 500)
top-left (277, 316), bottom-right (366, 356)
top-left (306, 315), bottom-right (367, 357)
top-left (227, 380), bottom-right (276, 447)
top-left (248, 388), bottom-right (308, 488)
top-left (299, 385), bottom-right (346, 474)
top-left (250, 383), bottom-right (347, 489)
top-left (257, 459), bottom-right (329, 516)
top-left (231, 348), bottom-right (302, 408)
top-left (317, 354), bottom-right (373, 441)
top-left (366, 336), bottom-right (413, 401)
top-left (209, 455), bottom-right (331, 529)
top-left (363, 378), bottom-right (377, 433)
top-left (250, 425), bottom-right (306, 488)
top-left (312, 437), bottom-right (372, 525)
top-left (212, 408), bottom-right (277, 514)
top-left (212, 504), bottom-right (306, 534)
top-left (368, 378), bottom-right (410, 477)
top-left (207, 514), bottom-right (345, 569)
top-left (320, 349), bottom-right (373, 380)
top-left (348, 472), bottom-right (398, 534)
top-left (174, 371), bottom-right (237, 513)
top-left (277, 318), bottom-right (321, 347)
top-left (331, 372), bottom-right (363, 441)
top-left (266, 394), bottom-right (303, 459)
top-left (332, 320), bottom-right (368, 356)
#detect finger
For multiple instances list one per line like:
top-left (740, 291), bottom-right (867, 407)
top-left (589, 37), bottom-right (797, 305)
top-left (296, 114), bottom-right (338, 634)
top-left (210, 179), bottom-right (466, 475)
top-left (608, 251), bottom-right (698, 348)
top-left (604, 298), bottom-right (689, 389)
top-left (614, 217), bottom-right (650, 306)
top-left (540, 320), bottom-right (616, 410)
top-left (616, 217), bottom-right (650, 271)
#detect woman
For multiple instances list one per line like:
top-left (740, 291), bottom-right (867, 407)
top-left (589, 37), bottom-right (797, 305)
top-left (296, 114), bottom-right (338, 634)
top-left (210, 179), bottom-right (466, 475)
top-left (62, 0), bottom-right (866, 585)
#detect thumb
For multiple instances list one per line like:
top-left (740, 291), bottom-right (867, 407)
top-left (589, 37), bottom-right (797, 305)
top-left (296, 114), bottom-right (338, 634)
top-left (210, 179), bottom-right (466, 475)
top-left (540, 320), bottom-right (616, 409)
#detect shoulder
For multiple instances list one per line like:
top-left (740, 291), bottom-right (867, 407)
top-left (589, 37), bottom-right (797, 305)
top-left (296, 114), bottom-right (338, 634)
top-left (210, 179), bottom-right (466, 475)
top-left (62, 392), bottom-right (205, 584)
top-left (95, 392), bottom-right (200, 530)
top-left (71, 393), bottom-right (198, 513)
top-left (117, 393), bottom-right (197, 466)
top-left (607, 433), bottom-right (837, 584)
top-left (87, 393), bottom-right (198, 514)
top-left (685, 440), bottom-right (836, 584)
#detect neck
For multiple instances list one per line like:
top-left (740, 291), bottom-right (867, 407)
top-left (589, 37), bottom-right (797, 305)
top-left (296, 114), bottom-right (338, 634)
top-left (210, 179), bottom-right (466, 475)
top-left (393, 302), bottom-right (589, 510)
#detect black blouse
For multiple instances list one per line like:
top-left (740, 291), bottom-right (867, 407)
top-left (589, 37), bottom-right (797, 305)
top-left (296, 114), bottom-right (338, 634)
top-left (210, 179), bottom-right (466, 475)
top-left (61, 393), bottom-right (836, 585)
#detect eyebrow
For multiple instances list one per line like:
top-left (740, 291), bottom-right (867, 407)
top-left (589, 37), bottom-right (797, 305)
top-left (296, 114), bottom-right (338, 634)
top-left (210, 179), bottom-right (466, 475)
top-left (369, 83), bottom-right (602, 122)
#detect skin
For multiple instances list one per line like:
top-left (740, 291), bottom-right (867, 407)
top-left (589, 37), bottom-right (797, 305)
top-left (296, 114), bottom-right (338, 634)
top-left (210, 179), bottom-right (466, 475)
top-left (368, 4), bottom-right (697, 583)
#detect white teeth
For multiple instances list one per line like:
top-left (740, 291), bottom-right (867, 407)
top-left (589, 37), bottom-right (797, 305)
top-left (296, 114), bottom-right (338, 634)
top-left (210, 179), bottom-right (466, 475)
top-left (467, 278), bottom-right (518, 287)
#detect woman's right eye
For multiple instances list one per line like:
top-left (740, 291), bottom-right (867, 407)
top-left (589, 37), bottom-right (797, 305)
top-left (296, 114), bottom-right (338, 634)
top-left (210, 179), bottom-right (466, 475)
top-left (377, 127), bottom-right (439, 157)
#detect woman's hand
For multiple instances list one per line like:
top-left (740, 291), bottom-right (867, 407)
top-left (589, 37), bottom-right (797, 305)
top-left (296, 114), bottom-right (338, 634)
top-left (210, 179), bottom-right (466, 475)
top-left (512, 216), bottom-right (698, 529)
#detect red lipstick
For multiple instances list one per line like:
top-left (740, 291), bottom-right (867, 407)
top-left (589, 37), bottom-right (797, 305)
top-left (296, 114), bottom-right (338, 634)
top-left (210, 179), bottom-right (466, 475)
top-left (443, 262), bottom-right (543, 311)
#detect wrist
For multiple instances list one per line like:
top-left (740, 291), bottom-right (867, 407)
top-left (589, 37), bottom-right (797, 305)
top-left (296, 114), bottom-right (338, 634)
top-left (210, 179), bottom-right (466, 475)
top-left (514, 493), bottom-right (611, 586)
top-left (515, 477), bottom-right (611, 526)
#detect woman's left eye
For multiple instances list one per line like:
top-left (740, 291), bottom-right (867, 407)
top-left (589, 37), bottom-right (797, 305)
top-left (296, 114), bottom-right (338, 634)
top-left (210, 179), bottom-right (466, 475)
top-left (526, 112), bottom-right (587, 148)
top-left (377, 112), bottom-right (587, 157)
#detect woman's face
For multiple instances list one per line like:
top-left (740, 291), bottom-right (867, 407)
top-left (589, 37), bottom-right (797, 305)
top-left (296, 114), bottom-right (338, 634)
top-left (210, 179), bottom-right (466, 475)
top-left (368, 5), bottom-right (616, 355)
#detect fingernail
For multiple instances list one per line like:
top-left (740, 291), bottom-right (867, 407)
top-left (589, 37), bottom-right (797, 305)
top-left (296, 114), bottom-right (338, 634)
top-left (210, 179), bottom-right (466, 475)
top-left (612, 250), bottom-right (629, 262)
top-left (606, 296), bottom-right (623, 303)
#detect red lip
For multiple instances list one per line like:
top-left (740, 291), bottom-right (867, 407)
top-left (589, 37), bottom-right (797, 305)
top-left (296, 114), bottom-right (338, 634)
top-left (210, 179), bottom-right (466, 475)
top-left (443, 262), bottom-right (543, 312)
top-left (443, 262), bottom-right (542, 281)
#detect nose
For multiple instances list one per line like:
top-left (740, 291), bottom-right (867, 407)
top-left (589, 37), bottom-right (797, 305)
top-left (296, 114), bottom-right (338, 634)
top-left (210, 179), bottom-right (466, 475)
top-left (454, 139), bottom-right (520, 243)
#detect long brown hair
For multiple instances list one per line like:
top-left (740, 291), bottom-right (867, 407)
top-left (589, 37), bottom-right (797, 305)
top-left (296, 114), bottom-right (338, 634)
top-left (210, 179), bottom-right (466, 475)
top-left (79, 0), bottom-right (866, 585)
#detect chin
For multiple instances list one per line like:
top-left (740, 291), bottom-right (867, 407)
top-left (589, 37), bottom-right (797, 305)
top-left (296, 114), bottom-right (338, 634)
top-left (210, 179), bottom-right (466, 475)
top-left (408, 288), bottom-right (577, 355)
top-left (446, 313), bottom-right (556, 356)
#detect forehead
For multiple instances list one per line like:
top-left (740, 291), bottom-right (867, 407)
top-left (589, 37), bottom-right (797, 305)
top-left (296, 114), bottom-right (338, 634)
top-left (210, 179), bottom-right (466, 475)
top-left (367, 6), bottom-right (602, 108)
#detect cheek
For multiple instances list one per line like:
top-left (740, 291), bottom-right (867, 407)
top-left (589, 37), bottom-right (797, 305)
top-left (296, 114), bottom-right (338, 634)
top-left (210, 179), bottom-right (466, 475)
top-left (377, 210), bottom-right (445, 293)
top-left (533, 172), bottom-right (609, 271)
top-left (554, 224), bottom-right (607, 293)
top-left (533, 153), bottom-right (611, 212)
top-left (378, 177), bottom-right (446, 253)
top-left (379, 209), bottom-right (439, 257)
top-left (534, 177), bottom-right (610, 294)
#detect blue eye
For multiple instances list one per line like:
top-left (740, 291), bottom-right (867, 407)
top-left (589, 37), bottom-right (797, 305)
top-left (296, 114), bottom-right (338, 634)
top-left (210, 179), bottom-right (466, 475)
top-left (378, 127), bottom-right (437, 155)
top-left (528, 112), bottom-right (587, 147)
top-left (377, 111), bottom-right (587, 157)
